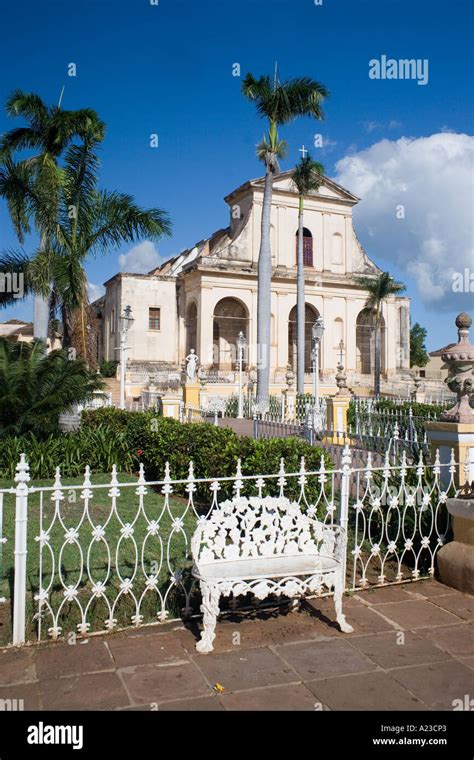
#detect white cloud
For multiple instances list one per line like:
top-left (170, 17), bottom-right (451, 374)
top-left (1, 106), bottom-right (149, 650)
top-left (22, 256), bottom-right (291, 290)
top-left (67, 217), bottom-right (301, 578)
top-left (119, 241), bottom-right (163, 273)
top-left (334, 132), bottom-right (474, 310)
top-left (88, 282), bottom-right (105, 302)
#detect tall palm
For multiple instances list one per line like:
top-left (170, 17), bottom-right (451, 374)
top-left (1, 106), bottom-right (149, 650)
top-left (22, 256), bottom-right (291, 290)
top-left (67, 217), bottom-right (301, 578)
top-left (356, 272), bottom-right (406, 396)
top-left (242, 71), bottom-right (328, 406)
top-left (0, 337), bottom-right (105, 438)
top-left (0, 133), bottom-right (171, 360)
top-left (0, 89), bottom-right (105, 339)
top-left (291, 154), bottom-right (324, 395)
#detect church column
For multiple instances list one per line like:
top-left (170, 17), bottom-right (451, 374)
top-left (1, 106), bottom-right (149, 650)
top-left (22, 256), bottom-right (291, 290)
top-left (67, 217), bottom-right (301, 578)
top-left (346, 299), bottom-right (361, 372)
top-left (401, 301), bottom-right (410, 369)
top-left (249, 287), bottom-right (258, 369)
top-left (276, 292), bottom-right (289, 369)
top-left (385, 301), bottom-right (397, 375)
top-left (198, 287), bottom-right (214, 367)
top-left (344, 215), bottom-right (353, 273)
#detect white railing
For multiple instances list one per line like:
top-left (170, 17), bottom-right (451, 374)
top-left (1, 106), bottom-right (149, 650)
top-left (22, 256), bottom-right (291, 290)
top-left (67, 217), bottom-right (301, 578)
top-left (1, 447), bottom-right (466, 647)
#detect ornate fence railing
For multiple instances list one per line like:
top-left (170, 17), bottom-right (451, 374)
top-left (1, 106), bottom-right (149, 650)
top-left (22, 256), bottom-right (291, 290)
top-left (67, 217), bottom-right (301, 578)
top-left (0, 446), bottom-right (464, 647)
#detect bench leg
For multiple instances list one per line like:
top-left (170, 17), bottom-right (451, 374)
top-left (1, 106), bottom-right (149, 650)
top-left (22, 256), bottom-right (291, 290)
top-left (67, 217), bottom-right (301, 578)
top-left (196, 583), bottom-right (220, 654)
top-left (334, 576), bottom-right (354, 634)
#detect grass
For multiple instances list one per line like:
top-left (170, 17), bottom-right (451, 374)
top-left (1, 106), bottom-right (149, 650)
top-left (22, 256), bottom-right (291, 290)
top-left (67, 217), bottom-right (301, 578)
top-left (0, 472), bottom-right (199, 646)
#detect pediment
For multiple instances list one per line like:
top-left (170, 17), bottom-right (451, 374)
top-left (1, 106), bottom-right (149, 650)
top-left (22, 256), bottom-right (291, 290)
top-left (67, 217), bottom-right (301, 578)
top-left (252, 171), bottom-right (359, 204)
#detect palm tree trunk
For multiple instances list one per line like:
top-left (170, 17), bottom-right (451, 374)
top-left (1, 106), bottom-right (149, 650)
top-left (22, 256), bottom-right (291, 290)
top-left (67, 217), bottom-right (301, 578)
top-left (33, 232), bottom-right (50, 341)
top-left (33, 295), bottom-right (49, 341)
top-left (374, 312), bottom-right (381, 396)
top-left (256, 164), bottom-right (274, 407)
top-left (296, 197), bottom-right (305, 395)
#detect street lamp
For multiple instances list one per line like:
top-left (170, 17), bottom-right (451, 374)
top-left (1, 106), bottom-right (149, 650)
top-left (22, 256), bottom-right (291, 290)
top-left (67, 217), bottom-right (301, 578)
top-left (236, 331), bottom-right (247, 419)
top-left (311, 317), bottom-right (325, 405)
top-left (116, 305), bottom-right (134, 409)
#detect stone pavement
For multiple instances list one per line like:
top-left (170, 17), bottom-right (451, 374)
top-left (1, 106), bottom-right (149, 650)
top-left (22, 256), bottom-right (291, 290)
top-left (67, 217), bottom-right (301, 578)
top-left (0, 579), bottom-right (472, 711)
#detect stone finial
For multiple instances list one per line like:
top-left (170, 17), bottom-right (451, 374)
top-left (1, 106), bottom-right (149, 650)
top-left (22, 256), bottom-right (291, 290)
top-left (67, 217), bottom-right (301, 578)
top-left (441, 312), bottom-right (474, 423)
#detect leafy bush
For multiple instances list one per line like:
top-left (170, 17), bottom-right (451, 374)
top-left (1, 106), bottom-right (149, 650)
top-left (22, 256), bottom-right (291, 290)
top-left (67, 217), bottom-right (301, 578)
top-left (99, 360), bottom-right (118, 378)
top-left (80, 408), bottom-right (332, 503)
top-left (0, 426), bottom-right (133, 480)
top-left (0, 338), bottom-right (105, 438)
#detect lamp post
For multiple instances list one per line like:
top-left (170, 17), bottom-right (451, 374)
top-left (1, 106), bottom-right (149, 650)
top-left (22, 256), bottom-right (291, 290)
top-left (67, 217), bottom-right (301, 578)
top-left (311, 317), bottom-right (325, 406)
top-left (236, 331), bottom-right (247, 419)
top-left (116, 305), bottom-right (134, 409)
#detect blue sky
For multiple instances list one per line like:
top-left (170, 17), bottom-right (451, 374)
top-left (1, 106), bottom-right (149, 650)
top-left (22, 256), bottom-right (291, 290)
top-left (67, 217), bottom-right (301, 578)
top-left (0, 0), bottom-right (472, 349)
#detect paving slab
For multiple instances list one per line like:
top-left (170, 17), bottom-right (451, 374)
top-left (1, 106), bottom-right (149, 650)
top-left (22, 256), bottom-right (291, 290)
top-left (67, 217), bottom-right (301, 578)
top-left (40, 671), bottom-right (128, 710)
top-left (220, 683), bottom-right (318, 711)
top-left (390, 660), bottom-right (474, 710)
top-left (0, 682), bottom-right (42, 710)
top-left (307, 671), bottom-right (426, 711)
top-left (35, 639), bottom-right (114, 680)
top-left (119, 662), bottom-right (209, 704)
top-left (430, 592), bottom-right (474, 621)
top-left (274, 638), bottom-right (376, 680)
top-left (107, 632), bottom-right (189, 668)
top-left (193, 646), bottom-right (297, 692)
top-left (348, 630), bottom-right (450, 669)
top-left (159, 695), bottom-right (224, 711)
top-left (356, 586), bottom-right (416, 605)
top-left (0, 647), bottom-right (36, 685)
top-left (406, 579), bottom-right (460, 598)
top-left (304, 597), bottom-right (394, 634)
top-left (372, 599), bottom-right (461, 629)
top-left (416, 623), bottom-right (474, 657)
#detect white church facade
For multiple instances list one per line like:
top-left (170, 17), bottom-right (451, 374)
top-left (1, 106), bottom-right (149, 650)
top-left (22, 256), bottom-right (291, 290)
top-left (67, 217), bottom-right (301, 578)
top-left (93, 171), bottom-right (411, 399)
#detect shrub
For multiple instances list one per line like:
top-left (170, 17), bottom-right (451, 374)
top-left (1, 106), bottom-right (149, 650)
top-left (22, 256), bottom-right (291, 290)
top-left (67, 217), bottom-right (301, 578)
top-left (0, 426), bottom-right (133, 480)
top-left (78, 408), bottom-right (332, 504)
top-left (99, 360), bottom-right (118, 377)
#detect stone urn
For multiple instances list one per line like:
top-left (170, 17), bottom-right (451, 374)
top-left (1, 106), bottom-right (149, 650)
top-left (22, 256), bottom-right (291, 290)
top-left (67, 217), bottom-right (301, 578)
top-left (441, 313), bottom-right (474, 423)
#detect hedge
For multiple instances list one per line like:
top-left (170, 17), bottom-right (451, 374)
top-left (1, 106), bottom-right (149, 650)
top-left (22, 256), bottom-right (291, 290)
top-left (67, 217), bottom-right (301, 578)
top-left (82, 408), bottom-right (332, 502)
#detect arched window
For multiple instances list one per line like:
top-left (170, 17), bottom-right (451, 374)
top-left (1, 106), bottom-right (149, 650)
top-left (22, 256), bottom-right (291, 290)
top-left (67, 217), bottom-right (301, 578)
top-left (213, 298), bottom-right (248, 370)
top-left (295, 228), bottom-right (313, 267)
top-left (185, 302), bottom-right (197, 356)
top-left (288, 304), bottom-right (319, 373)
top-left (356, 309), bottom-right (386, 375)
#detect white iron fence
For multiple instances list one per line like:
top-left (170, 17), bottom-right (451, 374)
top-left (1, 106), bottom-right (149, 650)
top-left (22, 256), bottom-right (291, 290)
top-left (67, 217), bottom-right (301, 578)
top-left (0, 447), bottom-right (464, 647)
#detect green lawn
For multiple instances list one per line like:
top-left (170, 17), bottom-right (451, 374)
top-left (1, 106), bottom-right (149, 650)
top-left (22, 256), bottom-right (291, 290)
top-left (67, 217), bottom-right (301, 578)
top-left (0, 472), bottom-right (199, 645)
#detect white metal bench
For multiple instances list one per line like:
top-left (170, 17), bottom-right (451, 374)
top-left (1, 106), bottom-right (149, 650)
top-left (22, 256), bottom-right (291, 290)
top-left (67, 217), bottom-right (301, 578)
top-left (191, 495), bottom-right (353, 653)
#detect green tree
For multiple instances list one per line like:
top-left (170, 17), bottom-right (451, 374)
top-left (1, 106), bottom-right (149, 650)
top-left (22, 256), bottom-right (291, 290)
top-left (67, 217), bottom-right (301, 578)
top-left (0, 89), bottom-right (105, 339)
top-left (410, 322), bottom-right (429, 367)
top-left (0, 107), bottom-right (171, 360)
top-left (356, 272), bottom-right (406, 395)
top-left (0, 337), bottom-right (105, 438)
top-left (242, 70), bottom-right (328, 406)
top-left (291, 154), bottom-right (324, 394)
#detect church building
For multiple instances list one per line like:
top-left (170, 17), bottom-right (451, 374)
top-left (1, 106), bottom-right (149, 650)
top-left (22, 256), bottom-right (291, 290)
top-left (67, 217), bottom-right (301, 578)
top-left (93, 171), bottom-right (411, 399)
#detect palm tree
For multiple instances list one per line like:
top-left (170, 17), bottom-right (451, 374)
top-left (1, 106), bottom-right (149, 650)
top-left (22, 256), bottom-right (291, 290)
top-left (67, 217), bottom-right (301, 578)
top-left (0, 337), bottom-right (105, 438)
top-left (1, 133), bottom-right (171, 360)
top-left (242, 70), bottom-right (329, 406)
top-left (291, 154), bottom-right (324, 395)
top-left (356, 272), bottom-right (406, 396)
top-left (0, 89), bottom-right (105, 339)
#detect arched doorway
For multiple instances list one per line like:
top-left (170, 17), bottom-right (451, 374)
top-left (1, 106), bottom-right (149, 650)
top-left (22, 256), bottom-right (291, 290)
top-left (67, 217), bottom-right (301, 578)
top-left (356, 309), bottom-right (386, 375)
top-left (288, 304), bottom-right (319, 373)
top-left (185, 302), bottom-right (197, 356)
top-left (295, 228), bottom-right (313, 267)
top-left (213, 298), bottom-right (248, 370)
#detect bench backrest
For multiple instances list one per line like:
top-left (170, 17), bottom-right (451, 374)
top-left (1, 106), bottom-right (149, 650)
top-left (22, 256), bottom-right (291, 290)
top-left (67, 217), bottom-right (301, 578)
top-left (191, 496), bottom-right (340, 565)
